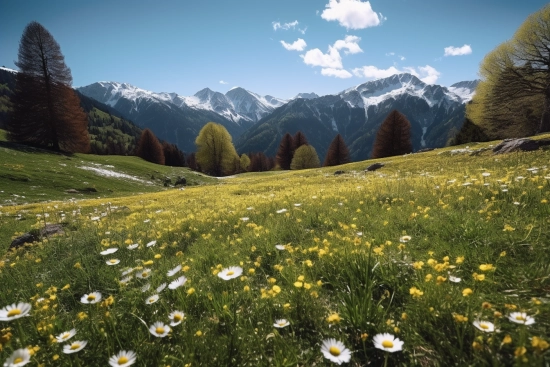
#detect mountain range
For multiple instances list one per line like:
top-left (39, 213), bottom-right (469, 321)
top-left (78, 73), bottom-right (477, 160)
top-left (1, 65), bottom-right (479, 162)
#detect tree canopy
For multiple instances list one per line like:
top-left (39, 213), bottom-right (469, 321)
top-left (466, 4), bottom-right (550, 137)
top-left (371, 110), bottom-right (412, 159)
top-left (275, 133), bottom-right (294, 170)
top-left (136, 129), bottom-right (165, 165)
top-left (195, 122), bottom-right (238, 176)
top-left (291, 145), bottom-right (320, 170)
top-left (7, 21), bottom-right (89, 152)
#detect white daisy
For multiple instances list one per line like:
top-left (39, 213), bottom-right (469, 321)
top-left (55, 328), bottom-right (77, 343)
top-left (3, 348), bottom-right (31, 366)
top-left (449, 275), bottom-right (461, 283)
top-left (508, 312), bottom-right (535, 325)
top-left (273, 319), bottom-right (289, 328)
top-left (146, 240), bottom-right (157, 247)
top-left (168, 310), bottom-right (185, 326)
top-left (127, 243), bottom-right (139, 250)
top-left (141, 283), bottom-right (151, 293)
top-left (100, 248), bottom-right (118, 255)
top-left (276, 209), bottom-right (287, 214)
top-left (320, 338), bottom-right (352, 365)
top-left (62, 340), bottom-right (87, 354)
top-left (106, 259), bottom-right (120, 266)
top-left (80, 292), bottom-right (102, 304)
top-left (240, 217), bottom-right (249, 221)
top-left (156, 283), bottom-right (167, 293)
top-left (108, 350), bottom-right (137, 367)
top-left (473, 320), bottom-right (495, 332)
top-left (145, 294), bottom-right (159, 305)
top-left (167, 264), bottom-right (182, 277)
top-left (0, 302), bottom-right (32, 321)
top-left (294, 203), bottom-right (302, 207)
top-left (121, 268), bottom-right (134, 276)
top-left (169, 276), bottom-right (188, 290)
top-left (217, 266), bottom-right (243, 280)
top-left (399, 235), bottom-right (411, 243)
top-left (149, 321), bottom-right (170, 337)
top-left (136, 269), bottom-right (152, 279)
top-left (119, 276), bottom-right (133, 285)
top-left (373, 333), bottom-right (404, 352)
top-left (275, 244), bottom-right (286, 250)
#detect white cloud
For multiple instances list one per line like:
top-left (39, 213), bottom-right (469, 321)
top-left (333, 35), bottom-right (363, 54)
top-left (301, 46), bottom-right (342, 69)
top-left (321, 0), bottom-right (381, 29)
top-left (321, 68), bottom-right (353, 78)
top-left (298, 27), bottom-right (307, 35)
top-left (352, 65), bottom-right (401, 79)
top-left (219, 80), bottom-right (228, 85)
top-left (353, 64), bottom-right (441, 84)
top-left (399, 55), bottom-right (406, 61)
top-left (385, 52), bottom-right (395, 56)
top-left (444, 44), bottom-right (472, 56)
top-left (281, 38), bottom-right (307, 51)
top-left (273, 20), bottom-right (299, 31)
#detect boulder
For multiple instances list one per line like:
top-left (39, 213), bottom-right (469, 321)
top-left (175, 177), bottom-right (187, 186)
top-left (9, 224), bottom-right (65, 251)
top-left (493, 138), bottom-right (550, 154)
top-left (365, 163), bottom-right (385, 172)
top-left (333, 170), bottom-right (345, 175)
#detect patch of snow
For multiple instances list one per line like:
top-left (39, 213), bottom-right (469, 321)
top-left (78, 166), bottom-right (152, 184)
top-left (0, 66), bottom-right (17, 74)
top-left (448, 86), bottom-right (476, 103)
top-left (420, 127), bottom-right (427, 147)
top-left (331, 118), bottom-right (338, 132)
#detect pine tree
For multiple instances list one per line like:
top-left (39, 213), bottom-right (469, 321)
top-left (275, 133), bottom-right (294, 170)
top-left (323, 134), bottom-right (350, 167)
top-left (7, 21), bottom-right (89, 152)
top-left (136, 128), bottom-right (165, 165)
top-left (248, 152), bottom-right (270, 172)
top-left (162, 142), bottom-right (185, 167)
top-left (371, 110), bottom-right (413, 158)
top-left (293, 131), bottom-right (308, 152)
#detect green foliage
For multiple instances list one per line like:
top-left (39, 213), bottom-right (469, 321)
top-left (239, 153), bottom-right (250, 172)
top-left (195, 122), bottom-right (238, 176)
top-left (87, 108), bottom-right (141, 155)
top-left (290, 145), bottom-right (320, 170)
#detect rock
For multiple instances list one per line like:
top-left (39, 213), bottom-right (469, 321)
top-left (416, 148), bottom-right (435, 153)
top-left (334, 170), bottom-right (345, 175)
top-left (493, 138), bottom-right (550, 154)
top-left (9, 224), bottom-right (65, 251)
top-left (365, 163), bottom-right (385, 172)
top-left (175, 177), bottom-right (187, 186)
top-left (9, 233), bottom-right (38, 250)
top-left (65, 189), bottom-right (79, 193)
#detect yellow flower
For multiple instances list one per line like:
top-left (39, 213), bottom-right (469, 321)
top-left (73, 262), bottom-right (81, 269)
top-left (283, 303), bottom-right (291, 311)
top-left (248, 268), bottom-right (255, 275)
top-left (360, 333), bottom-right (368, 341)
top-left (514, 346), bottom-right (526, 357)
top-left (499, 251), bottom-right (506, 257)
top-left (409, 286), bottom-right (424, 298)
top-left (462, 288), bottom-right (473, 297)
top-left (187, 288), bottom-right (195, 296)
top-left (532, 337), bottom-right (549, 352)
top-left (154, 254), bottom-right (162, 259)
top-left (77, 312), bottom-right (88, 320)
top-left (425, 274), bottom-right (433, 282)
top-left (272, 285), bottom-right (281, 294)
top-left (195, 330), bottom-right (202, 337)
top-left (304, 283), bottom-right (312, 290)
top-left (436, 276), bottom-right (446, 284)
top-left (326, 313), bottom-right (341, 324)
top-left (412, 261), bottom-right (424, 270)
top-left (401, 313), bottom-right (407, 320)
top-left (479, 264), bottom-right (494, 272)
top-left (456, 256), bottom-right (465, 264)
top-left (482, 302), bottom-right (491, 309)
top-left (61, 284), bottom-right (70, 291)
top-left (293, 281), bottom-right (303, 288)
top-left (473, 273), bottom-right (485, 281)
top-left (243, 285), bottom-right (250, 292)
top-left (503, 224), bottom-right (515, 232)
top-left (502, 335), bottom-right (512, 345)
top-left (297, 275), bottom-right (305, 282)
top-left (453, 313), bottom-right (468, 323)
top-left (472, 341), bottom-right (482, 351)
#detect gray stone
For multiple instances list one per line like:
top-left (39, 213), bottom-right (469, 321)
top-left (493, 138), bottom-right (550, 154)
top-left (365, 163), bottom-right (385, 171)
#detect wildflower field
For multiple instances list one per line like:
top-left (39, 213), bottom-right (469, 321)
top-left (0, 140), bottom-right (549, 366)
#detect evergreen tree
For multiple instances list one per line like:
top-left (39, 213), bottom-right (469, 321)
top-left (248, 152), bottom-right (270, 172)
top-left (275, 133), bottom-right (294, 170)
top-left (162, 142), bottom-right (186, 167)
top-left (293, 131), bottom-right (308, 152)
top-left (371, 110), bottom-right (413, 159)
top-left (186, 152), bottom-right (198, 171)
top-left (195, 122), bottom-right (238, 176)
top-left (323, 134), bottom-right (350, 167)
top-left (7, 21), bottom-right (89, 152)
top-left (291, 145), bottom-right (320, 170)
top-left (136, 128), bottom-right (165, 165)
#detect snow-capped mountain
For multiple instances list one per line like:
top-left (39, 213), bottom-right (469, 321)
top-left (237, 73), bottom-right (478, 161)
top-left (294, 92), bottom-right (320, 100)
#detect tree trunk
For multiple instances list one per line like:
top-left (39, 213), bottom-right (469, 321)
top-left (538, 86), bottom-right (550, 133)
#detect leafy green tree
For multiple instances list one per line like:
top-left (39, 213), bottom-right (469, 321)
top-left (323, 134), bottom-right (350, 167)
top-left (371, 110), bottom-right (412, 159)
top-left (467, 4), bottom-right (550, 135)
top-left (290, 145), bottom-right (320, 170)
top-left (240, 153), bottom-right (251, 172)
top-left (7, 21), bottom-right (89, 152)
top-left (136, 128), bottom-right (165, 165)
top-left (195, 122), bottom-right (238, 176)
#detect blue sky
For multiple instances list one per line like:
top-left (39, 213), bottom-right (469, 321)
top-left (0, 0), bottom-right (547, 99)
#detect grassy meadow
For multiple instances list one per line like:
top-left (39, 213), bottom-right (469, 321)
top-left (0, 138), bottom-right (549, 366)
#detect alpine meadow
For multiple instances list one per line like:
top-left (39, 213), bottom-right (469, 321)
top-left (0, 1), bottom-right (550, 367)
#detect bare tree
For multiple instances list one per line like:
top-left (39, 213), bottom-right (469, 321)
top-left (7, 21), bottom-right (89, 152)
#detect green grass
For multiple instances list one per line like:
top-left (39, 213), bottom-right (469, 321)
top-left (0, 136), bottom-right (549, 366)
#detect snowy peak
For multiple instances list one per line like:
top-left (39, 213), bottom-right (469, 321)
top-left (294, 92), bottom-right (319, 100)
top-left (448, 80), bottom-right (479, 103)
top-left (224, 87), bottom-right (287, 122)
top-left (0, 66), bottom-right (17, 74)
